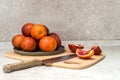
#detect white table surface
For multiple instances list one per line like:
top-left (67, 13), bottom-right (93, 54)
top-left (0, 41), bottom-right (120, 80)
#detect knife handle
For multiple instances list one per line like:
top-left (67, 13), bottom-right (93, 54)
top-left (3, 59), bottom-right (42, 73)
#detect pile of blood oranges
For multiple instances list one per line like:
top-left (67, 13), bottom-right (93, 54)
top-left (12, 23), bottom-right (61, 52)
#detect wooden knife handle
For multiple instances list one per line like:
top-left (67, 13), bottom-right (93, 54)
top-left (3, 59), bottom-right (42, 73)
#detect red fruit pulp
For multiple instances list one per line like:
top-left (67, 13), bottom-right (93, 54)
top-left (77, 49), bottom-right (90, 55)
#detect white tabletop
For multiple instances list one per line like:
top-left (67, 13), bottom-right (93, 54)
top-left (0, 41), bottom-right (120, 80)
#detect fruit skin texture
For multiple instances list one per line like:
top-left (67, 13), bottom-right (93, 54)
top-left (68, 44), bottom-right (84, 53)
top-left (39, 36), bottom-right (57, 52)
top-left (31, 24), bottom-right (48, 40)
top-left (49, 33), bottom-right (61, 48)
top-left (20, 37), bottom-right (36, 51)
top-left (76, 49), bottom-right (94, 59)
top-left (12, 34), bottom-right (25, 49)
top-left (91, 45), bottom-right (102, 55)
top-left (22, 23), bottom-right (34, 37)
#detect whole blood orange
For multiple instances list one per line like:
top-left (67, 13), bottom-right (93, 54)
top-left (21, 23), bottom-right (34, 37)
top-left (76, 49), bottom-right (94, 59)
top-left (44, 25), bottom-right (49, 35)
top-left (39, 36), bottom-right (57, 52)
top-left (31, 24), bottom-right (48, 40)
top-left (12, 34), bottom-right (25, 49)
top-left (20, 37), bottom-right (36, 51)
top-left (49, 32), bottom-right (61, 48)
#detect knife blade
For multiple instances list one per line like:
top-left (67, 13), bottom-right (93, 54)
top-left (3, 53), bottom-right (76, 73)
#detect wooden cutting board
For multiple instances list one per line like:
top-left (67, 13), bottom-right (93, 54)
top-left (4, 49), bottom-right (105, 69)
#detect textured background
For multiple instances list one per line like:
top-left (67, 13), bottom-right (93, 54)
top-left (0, 0), bottom-right (120, 41)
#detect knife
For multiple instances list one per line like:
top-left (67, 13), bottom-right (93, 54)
top-left (3, 53), bottom-right (76, 73)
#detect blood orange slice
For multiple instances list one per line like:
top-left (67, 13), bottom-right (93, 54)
top-left (76, 49), bottom-right (94, 59)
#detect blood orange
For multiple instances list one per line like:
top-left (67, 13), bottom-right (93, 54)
top-left (31, 24), bottom-right (48, 40)
top-left (22, 23), bottom-right (34, 37)
top-left (20, 37), bottom-right (36, 51)
top-left (68, 44), bottom-right (84, 53)
top-left (76, 49), bottom-right (94, 59)
top-left (49, 33), bottom-right (61, 48)
top-left (39, 36), bottom-right (57, 52)
top-left (91, 45), bottom-right (102, 55)
top-left (12, 34), bottom-right (25, 49)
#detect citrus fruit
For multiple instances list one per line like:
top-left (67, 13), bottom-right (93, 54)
top-left (20, 37), bottom-right (36, 51)
top-left (39, 36), bottom-right (57, 52)
top-left (22, 23), bottom-right (34, 37)
top-left (91, 45), bottom-right (102, 55)
top-left (12, 34), bottom-right (25, 49)
top-left (76, 49), bottom-right (94, 59)
top-left (49, 32), bottom-right (61, 48)
top-left (31, 24), bottom-right (48, 40)
top-left (68, 44), bottom-right (84, 53)
top-left (44, 25), bottom-right (49, 35)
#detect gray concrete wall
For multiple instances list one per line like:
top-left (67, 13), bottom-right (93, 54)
top-left (0, 0), bottom-right (120, 41)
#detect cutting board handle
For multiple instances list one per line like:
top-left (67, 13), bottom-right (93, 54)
top-left (3, 59), bottom-right (42, 73)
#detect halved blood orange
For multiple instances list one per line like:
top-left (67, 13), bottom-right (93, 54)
top-left (68, 44), bottom-right (84, 53)
top-left (91, 45), bottom-right (102, 55)
top-left (76, 49), bottom-right (94, 59)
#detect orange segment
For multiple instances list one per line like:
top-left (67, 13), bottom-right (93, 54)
top-left (76, 49), bottom-right (94, 59)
